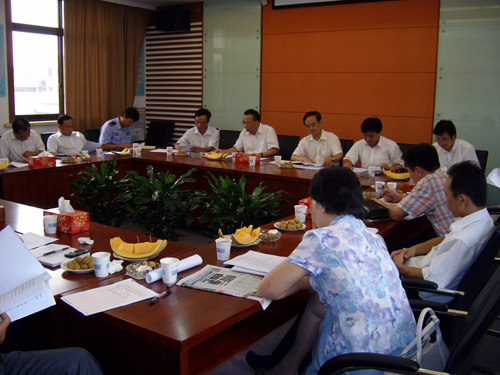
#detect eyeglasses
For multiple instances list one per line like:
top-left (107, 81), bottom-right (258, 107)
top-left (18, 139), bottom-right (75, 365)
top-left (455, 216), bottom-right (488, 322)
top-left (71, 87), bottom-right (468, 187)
top-left (434, 136), bottom-right (450, 143)
top-left (242, 121), bottom-right (254, 126)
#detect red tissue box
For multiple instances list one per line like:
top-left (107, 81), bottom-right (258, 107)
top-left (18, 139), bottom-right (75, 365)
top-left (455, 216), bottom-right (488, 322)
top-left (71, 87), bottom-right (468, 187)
top-left (43, 208), bottom-right (90, 234)
top-left (28, 155), bottom-right (56, 169)
top-left (235, 153), bottom-right (260, 165)
top-left (298, 197), bottom-right (312, 219)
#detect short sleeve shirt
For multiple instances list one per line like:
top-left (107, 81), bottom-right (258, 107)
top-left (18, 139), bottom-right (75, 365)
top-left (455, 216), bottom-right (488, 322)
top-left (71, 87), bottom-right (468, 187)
top-left (0, 129), bottom-right (45, 162)
top-left (292, 130), bottom-right (343, 162)
top-left (99, 117), bottom-right (132, 144)
top-left (398, 167), bottom-right (455, 237)
top-left (433, 138), bottom-right (479, 169)
top-left (344, 136), bottom-right (403, 168)
top-left (233, 123), bottom-right (279, 153)
top-left (47, 131), bottom-right (87, 155)
top-left (177, 126), bottom-right (219, 150)
top-left (287, 215), bottom-right (416, 371)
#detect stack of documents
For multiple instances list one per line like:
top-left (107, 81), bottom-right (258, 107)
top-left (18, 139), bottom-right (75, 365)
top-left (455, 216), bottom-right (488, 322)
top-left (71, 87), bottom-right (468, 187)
top-left (224, 251), bottom-right (285, 276)
top-left (20, 232), bottom-right (76, 267)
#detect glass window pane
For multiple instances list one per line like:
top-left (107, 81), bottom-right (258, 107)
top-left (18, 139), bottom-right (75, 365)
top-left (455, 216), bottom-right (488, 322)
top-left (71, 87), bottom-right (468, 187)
top-left (11, 0), bottom-right (59, 28)
top-left (12, 31), bottom-right (60, 116)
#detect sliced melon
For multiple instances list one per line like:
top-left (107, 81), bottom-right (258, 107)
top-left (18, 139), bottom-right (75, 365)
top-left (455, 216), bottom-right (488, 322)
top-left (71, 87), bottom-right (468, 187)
top-left (382, 168), bottom-right (410, 180)
top-left (110, 237), bottom-right (167, 259)
top-left (231, 227), bottom-right (261, 245)
top-left (0, 159), bottom-right (9, 170)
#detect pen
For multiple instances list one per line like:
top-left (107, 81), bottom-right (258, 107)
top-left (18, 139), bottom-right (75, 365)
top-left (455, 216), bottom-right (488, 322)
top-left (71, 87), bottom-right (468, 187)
top-left (148, 288), bottom-right (172, 305)
top-left (43, 247), bottom-right (69, 256)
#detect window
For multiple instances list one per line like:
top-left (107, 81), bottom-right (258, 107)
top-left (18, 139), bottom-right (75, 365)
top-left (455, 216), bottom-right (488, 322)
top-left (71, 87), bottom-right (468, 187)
top-left (6, 0), bottom-right (64, 121)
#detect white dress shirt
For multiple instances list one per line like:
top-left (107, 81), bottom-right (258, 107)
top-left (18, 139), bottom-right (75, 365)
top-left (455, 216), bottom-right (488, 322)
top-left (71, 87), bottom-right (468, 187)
top-left (0, 129), bottom-right (45, 162)
top-left (344, 135), bottom-right (403, 168)
top-left (47, 131), bottom-right (87, 155)
top-left (433, 138), bottom-right (479, 169)
top-left (177, 126), bottom-right (219, 150)
top-left (292, 130), bottom-right (343, 162)
top-left (233, 123), bottom-right (279, 153)
top-left (405, 208), bottom-right (494, 303)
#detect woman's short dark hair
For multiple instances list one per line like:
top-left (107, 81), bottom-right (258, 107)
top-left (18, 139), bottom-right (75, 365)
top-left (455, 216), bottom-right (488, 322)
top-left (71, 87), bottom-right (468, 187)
top-left (309, 167), bottom-right (365, 219)
top-left (12, 117), bottom-right (30, 133)
top-left (448, 161), bottom-right (486, 207)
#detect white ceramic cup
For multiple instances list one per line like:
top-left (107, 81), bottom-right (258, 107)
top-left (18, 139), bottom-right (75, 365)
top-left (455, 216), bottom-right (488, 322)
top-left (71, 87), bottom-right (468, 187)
top-left (96, 148), bottom-right (103, 157)
top-left (81, 150), bottom-right (89, 156)
top-left (161, 257), bottom-right (179, 286)
top-left (249, 155), bottom-right (257, 166)
top-left (274, 155), bottom-right (282, 165)
top-left (92, 252), bottom-right (111, 277)
top-left (294, 204), bottom-right (307, 223)
top-left (375, 181), bottom-right (385, 196)
top-left (387, 182), bottom-right (397, 191)
top-left (368, 167), bottom-right (377, 177)
top-left (215, 238), bottom-right (232, 261)
top-left (43, 215), bottom-right (57, 234)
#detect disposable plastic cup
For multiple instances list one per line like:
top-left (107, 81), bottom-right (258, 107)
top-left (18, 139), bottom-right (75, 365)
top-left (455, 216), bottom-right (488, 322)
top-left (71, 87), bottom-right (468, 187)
top-left (92, 252), bottom-right (111, 277)
top-left (161, 257), bottom-right (179, 286)
top-left (43, 215), bottom-right (57, 234)
top-left (215, 238), bottom-right (232, 261)
top-left (294, 205), bottom-right (307, 223)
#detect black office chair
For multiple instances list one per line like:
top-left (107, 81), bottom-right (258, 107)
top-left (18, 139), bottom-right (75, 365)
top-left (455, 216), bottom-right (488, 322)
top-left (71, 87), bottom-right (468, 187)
top-left (145, 121), bottom-right (175, 148)
top-left (475, 149), bottom-right (488, 175)
top-left (339, 139), bottom-right (353, 156)
top-left (41, 132), bottom-right (54, 149)
top-left (218, 129), bottom-right (240, 150)
top-left (277, 134), bottom-right (300, 160)
top-left (398, 143), bottom-right (415, 159)
top-left (84, 129), bottom-right (101, 143)
top-left (318, 264), bottom-right (500, 375)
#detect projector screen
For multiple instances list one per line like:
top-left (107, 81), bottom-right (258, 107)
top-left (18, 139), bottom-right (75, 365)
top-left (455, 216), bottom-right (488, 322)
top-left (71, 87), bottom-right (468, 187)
top-left (273, 0), bottom-right (391, 8)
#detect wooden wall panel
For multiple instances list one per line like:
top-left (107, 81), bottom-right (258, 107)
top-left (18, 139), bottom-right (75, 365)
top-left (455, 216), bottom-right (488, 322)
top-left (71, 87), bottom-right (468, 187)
top-left (261, 0), bottom-right (440, 145)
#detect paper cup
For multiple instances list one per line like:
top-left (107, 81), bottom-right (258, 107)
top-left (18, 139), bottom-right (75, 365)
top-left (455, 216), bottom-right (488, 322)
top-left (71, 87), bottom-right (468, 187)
top-left (375, 181), bottom-right (385, 196)
top-left (166, 146), bottom-right (173, 153)
top-left (368, 167), bottom-right (377, 177)
top-left (43, 215), bottom-right (57, 234)
top-left (81, 150), bottom-right (89, 156)
top-left (387, 182), bottom-right (397, 191)
top-left (249, 155), bottom-right (257, 166)
top-left (231, 152), bottom-right (237, 159)
top-left (215, 238), bottom-right (232, 261)
top-left (134, 148), bottom-right (142, 157)
top-left (161, 257), bottom-right (179, 286)
top-left (92, 252), bottom-right (111, 277)
top-left (274, 155), bottom-right (282, 165)
top-left (96, 148), bottom-right (102, 157)
top-left (294, 205), bottom-right (307, 223)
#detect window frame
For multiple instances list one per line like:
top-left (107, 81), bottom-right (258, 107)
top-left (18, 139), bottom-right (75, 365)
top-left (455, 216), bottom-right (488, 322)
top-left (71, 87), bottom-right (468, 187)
top-left (5, 0), bottom-right (64, 122)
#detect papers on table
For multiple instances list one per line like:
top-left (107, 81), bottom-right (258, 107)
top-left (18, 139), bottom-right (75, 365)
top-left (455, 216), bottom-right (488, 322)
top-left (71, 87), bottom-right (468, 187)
top-left (30, 244), bottom-right (77, 267)
top-left (292, 160), bottom-right (323, 168)
top-left (0, 226), bottom-right (55, 322)
top-left (9, 161), bottom-right (28, 168)
top-left (82, 140), bottom-right (101, 154)
top-left (20, 232), bottom-right (59, 250)
top-left (487, 168), bottom-right (500, 188)
top-left (61, 279), bottom-right (158, 316)
top-left (224, 251), bottom-right (286, 276)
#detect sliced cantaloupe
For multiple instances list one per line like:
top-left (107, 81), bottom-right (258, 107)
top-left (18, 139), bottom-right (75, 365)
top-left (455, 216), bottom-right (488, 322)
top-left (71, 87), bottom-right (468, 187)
top-left (110, 237), bottom-right (167, 259)
top-left (0, 159), bottom-right (9, 170)
top-left (231, 226), bottom-right (261, 245)
top-left (382, 168), bottom-right (410, 180)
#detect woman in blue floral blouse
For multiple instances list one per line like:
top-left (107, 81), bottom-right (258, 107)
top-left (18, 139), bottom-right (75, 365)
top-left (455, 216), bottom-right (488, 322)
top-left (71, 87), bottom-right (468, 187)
top-left (258, 168), bottom-right (416, 375)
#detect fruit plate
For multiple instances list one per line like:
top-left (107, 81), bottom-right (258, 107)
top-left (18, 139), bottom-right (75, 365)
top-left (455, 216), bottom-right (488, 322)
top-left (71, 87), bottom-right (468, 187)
top-left (126, 261), bottom-right (160, 280)
top-left (279, 166), bottom-right (295, 170)
top-left (274, 222), bottom-right (306, 231)
top-left (111, 151), bottom-right (130, 157)
top-left (206, 153), bottom-right (228, 160)
top-left (231, 238), bottom-right (261, 248)
top-left (113, 252), bottom-right (159, 262)
top-left (174, 153), bottom-right (189, 157)
top-left (61, 260), bottom-right (94, 273)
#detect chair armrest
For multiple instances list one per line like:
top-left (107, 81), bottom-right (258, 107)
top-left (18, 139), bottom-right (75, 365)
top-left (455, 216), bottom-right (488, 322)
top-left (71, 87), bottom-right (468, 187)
top-left (318, 353), bottom-right (421, 375)
top-left (409, 299), bottom-right (449, 312)
top-left (487, 207), bottom-right (500, 215)
top-left (402, 278), bottom-right (464, 297)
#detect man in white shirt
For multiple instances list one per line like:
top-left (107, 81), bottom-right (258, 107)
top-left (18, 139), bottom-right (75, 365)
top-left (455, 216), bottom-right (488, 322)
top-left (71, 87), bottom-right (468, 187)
top-left (215, 109), bottom-right (279, 158)
top-left (0, 117), bottom-right (45, 162)
top-left (291, 111), bottom-right (343, 166)
top-left (433, 119), bottom-right (479, 169)
top-left (390, 161), bottom-right (494, 303)
top-left (342, 117), bottom-right (403, 171)
top-left (47, 115), bottom-right (87, 155)
top-left (174, 108), bottom-right (219, 152)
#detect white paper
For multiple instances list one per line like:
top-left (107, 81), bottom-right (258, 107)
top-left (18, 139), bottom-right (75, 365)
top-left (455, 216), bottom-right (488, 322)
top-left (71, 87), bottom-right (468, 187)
top-left (30, 244), bottom-right (77, 267)
top-left (292, 160), bottom-right (323, 167)
top-left (146, 254), bottom-right (203, 284)
top-left (61, 279), bottom-right (158, 316)
top-left (224, 251), bottom-right (286, 275)
top-left (9, 161), bottom-right (28, 168)
top-left (487, 168), bottom-right (500, 188)
top-left (19, 232), bottom-right (59, 250)
top-left (0, 226), bottom-right (55, 321)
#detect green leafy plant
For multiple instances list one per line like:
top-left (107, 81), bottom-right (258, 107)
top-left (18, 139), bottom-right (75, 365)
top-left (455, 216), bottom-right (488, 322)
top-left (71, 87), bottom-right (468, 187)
top-left (199, 173), bottom-right (289, 237)
top-left (123, 166), bottom-right (207, 241)
top-left (69, 156), bottom-right (132, 227)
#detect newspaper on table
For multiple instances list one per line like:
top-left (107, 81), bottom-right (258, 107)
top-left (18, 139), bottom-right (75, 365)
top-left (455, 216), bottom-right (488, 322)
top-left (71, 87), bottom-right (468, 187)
top-left (177, 265), bottom-right (272, 310)
top-left (224, 250), bottom-right (286, 276)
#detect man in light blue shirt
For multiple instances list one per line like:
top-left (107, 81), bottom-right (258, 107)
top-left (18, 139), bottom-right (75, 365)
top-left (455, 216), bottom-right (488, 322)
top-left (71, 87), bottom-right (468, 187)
top-left (99, 107), bottom-right (139, 151)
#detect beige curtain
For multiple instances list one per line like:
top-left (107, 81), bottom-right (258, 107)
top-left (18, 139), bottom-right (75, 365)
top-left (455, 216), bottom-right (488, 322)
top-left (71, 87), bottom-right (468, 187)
top-left (64, 0), bottom-right (150, 131)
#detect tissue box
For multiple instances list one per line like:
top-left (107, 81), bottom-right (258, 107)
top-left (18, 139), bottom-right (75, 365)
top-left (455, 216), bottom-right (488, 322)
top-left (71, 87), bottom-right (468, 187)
top-left (43, 208), bottom-right (90, 234)
top-left (298, 197), bottom-right (312, 218)
top-left (235, 153), bottom-right (260, 165)
top-left (28, 155), bottom-right (56, 169)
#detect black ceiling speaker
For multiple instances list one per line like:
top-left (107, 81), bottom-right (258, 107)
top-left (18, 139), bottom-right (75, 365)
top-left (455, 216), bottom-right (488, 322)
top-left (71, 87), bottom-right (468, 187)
top-left (156, 7), bottom-right (191, 32)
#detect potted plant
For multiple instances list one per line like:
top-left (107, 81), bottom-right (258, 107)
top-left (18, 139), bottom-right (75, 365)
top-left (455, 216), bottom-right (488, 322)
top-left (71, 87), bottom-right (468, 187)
top-left (199, 173), bottom-right (289, 237)
top-left (123, 166), bottom-right (207, 241)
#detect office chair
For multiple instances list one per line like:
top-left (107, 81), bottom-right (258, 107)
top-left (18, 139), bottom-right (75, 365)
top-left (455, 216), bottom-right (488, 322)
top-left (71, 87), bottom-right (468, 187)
top-left (41, 132), bottom-right (54, 149)
top-left (84, 129), bottom-right (101, 143)
top-left (475, 150), bottom-right (488, 175)
top-left (277, 134), bottom-right (300, 160)
top-left (339, 139), bottom-right (353, 156)
top-left (145, 121), bottom-right (175, 148)
top-left (318, 264), bottom-right (500, 375)
top-left (218, 129), bottom-right (240, 150)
